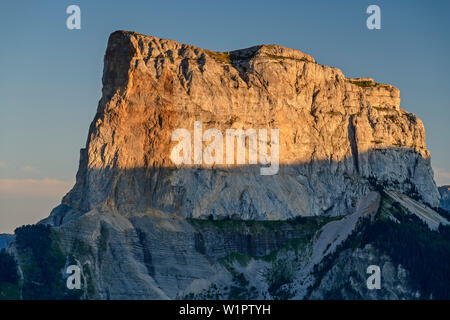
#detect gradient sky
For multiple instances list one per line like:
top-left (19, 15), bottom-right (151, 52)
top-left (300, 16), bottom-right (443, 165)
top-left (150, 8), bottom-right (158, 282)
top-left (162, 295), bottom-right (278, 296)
top-left (0, 0), bottom-right (449, 233)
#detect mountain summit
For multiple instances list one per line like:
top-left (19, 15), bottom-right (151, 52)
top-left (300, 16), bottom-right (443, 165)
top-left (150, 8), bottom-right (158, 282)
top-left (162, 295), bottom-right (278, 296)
top-left (2, 31), bottom-right (448, 300)
top-left (47, 30), bottom-right (438, 225)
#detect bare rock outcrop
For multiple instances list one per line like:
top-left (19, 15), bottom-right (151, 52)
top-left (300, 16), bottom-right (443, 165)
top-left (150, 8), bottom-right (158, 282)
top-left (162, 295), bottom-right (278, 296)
top-left (45, 30), bottom-right (439, 225)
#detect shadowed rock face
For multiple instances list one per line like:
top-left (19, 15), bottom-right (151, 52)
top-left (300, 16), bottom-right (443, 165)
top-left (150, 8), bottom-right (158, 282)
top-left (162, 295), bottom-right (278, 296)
top-left (49, 30), bottom-right (438, 224)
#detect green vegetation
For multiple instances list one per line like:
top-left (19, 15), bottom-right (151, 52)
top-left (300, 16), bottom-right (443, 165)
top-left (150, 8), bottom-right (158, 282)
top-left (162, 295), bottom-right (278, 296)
top-left (82, 264), bottom-right (95, 297)
top-left (348, 79), bottom-right (376, 87)
top-left (306, 215), bottom-right (368, 298)
top-left (265, 54), bottom-right (310, 63)
top-left (99, 224), bottom-right (109, 252)
top-left (71, 238), bottom-right (94, 258)
top-left (308, 192), bottom-right (450, 299)
top-left (204, 49), bottom-right (257, 64)
top-left (184, 283), bottom-right (224, 300)
top-left (368, 176), bottom-right (422, 203)
top-left (203, 49), bottom-right (312, 65)
top-left (204, 50), bottom-right (231, 64)
top-left (0, 249), bottom-right (19, 299)
top-left (347, 79), bottom-right (390, 89)
top-left (360, 204), bottom-right (450, 299)
top-left (187, 215), bottom-right (337, 236)
top-left (436, 207), bottom-right (450, 221)
top-left (219, 232), bottom-right (314, 267)
top-left (191, 215), bottom-right (341, 266)
top-left (377, 193), bottom-right (397, 220)
top-left (0, 282), bottom-right (20, 300)
top-left (321, 276), bottom-right (363, 300)
top-left (227, 266), bottom-right (258, 300)
top-left (384, 114), bottom-right (397, 121)
top-left (373, 106), bottom-right (391, 112)
top-left (0, 249), bottom-right (18, 284)
top-left (326, 111), bottom-right (342, 116)
top-left (219, 252), bottom-right (252, 267)
top-left (205, 216), bottom-right (343, 299)
top-left (206, 216), bottom-right (342, 299)
top-left (184, 266), bottom-right (258, 300)
top-left (14, 224), bottom-right (81, 300)
top-left (264, 259), bottom-right (295, 299)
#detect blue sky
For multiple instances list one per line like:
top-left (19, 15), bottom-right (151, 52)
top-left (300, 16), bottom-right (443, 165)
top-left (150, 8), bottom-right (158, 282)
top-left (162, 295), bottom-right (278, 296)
top-left (1, 0), bottom-right (449, 233)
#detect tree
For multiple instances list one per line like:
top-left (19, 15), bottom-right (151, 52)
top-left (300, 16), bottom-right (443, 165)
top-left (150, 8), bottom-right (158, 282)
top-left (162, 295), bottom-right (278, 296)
top-left (0, 249), bottom-right (18, 284)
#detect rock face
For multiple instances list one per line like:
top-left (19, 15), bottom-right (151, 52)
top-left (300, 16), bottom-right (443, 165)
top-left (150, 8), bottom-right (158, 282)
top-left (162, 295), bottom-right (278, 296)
top-left (385, 190), bottom-right (449, 230)
top-left (40, 191), bottom-right (384, 299)
top-left (439, 186), bottom-right (450, 212)
top-left (11, 30), bottom-right (446, 300)
top-left (308, 244), bottom-right (417, 300)
top-left (48, 30), bottom-right (438, 226)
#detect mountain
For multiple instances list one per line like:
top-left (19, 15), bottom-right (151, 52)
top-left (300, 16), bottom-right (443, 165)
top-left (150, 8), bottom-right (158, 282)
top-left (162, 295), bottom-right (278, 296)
top-left (3, 31), bottom-right (449, 300)
top-left (45, 30), bottom-right (439, 224)
top-left (439, 186), bottom-right (450, 212)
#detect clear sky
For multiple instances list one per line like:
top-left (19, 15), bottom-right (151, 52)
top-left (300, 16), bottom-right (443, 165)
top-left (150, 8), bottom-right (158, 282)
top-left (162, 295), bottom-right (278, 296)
top-left (0, 0), bottom-right (449, 233)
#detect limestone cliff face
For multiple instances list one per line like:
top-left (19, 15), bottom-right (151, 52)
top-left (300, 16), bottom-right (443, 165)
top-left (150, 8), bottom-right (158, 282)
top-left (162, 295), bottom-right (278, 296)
top-left (49, 30), bottom-right (439, 225)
